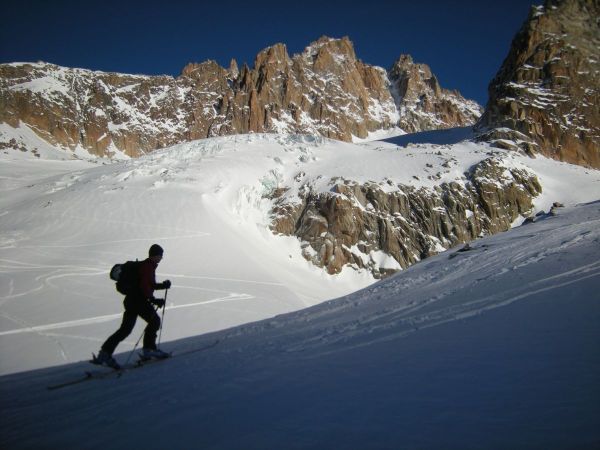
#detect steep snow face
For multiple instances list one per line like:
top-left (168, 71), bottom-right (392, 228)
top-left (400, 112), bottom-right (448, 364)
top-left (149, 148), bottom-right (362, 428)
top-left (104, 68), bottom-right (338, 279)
top-left (1, 201), bottom-right (599, 449)
top-left (1, 132), bottom-right (599, 375)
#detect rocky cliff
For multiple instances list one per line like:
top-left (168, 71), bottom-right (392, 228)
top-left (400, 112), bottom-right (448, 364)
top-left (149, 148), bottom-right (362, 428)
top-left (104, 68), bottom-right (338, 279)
top-left (0, 37), bottom-right (481, 158)
top-left (390, 55), bottom-right (482, 133)
top-left (476, 0), bottom-right (600, 168)
top-left (270, 153), bottom-right (542, 278)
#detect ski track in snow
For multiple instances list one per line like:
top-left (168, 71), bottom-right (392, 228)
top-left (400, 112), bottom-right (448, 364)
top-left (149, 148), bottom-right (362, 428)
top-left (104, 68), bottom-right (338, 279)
top-left (6, 232), bottom-right (211, 249)
top-left (169, 273), bottom-right (285, 287)
top-left (0, 223), bottom-right (296, 373)
top-left (328, 260), bottom-right (600, 353)
top-left (0, 259), bottom-right (104, 305)
top-left (231, 218), bottom-right (600, 357)
top-left (0, 293), bottom-right (255, 337)
top-left (0, 311), bottom-right (70, 362)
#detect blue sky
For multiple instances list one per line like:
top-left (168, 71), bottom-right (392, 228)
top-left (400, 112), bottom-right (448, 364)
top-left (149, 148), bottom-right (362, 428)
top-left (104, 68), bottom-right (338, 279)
top-left (1, 0), bottom-right (536, 105)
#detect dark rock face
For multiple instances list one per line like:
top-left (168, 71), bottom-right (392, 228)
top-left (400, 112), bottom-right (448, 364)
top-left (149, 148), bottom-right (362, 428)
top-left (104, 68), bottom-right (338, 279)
top-left (271, 157), bottom-right (542, 277)
top-left (476, 0), bottom-right (600, 168)
top-left (0, 37), bottom-right (481, 157)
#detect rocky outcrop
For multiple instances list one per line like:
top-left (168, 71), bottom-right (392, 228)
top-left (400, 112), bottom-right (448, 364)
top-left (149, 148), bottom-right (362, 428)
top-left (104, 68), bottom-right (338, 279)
top-left (0, 63), bottom-right (194, 157)
top-left (476, 0), bottom-right (600, 168)
top-left (0, 37), bottom-right (482, 158)
top-left (271, 157), bottom-right (542, 277)
top-left (390, 55), bottom-right (483, 133)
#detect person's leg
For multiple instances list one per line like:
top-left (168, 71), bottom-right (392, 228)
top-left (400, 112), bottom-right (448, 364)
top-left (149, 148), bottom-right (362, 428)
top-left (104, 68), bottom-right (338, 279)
top-left (138, 301), bottom-right (161, 350)
top-left (101, 300), bottom-right (138, 355)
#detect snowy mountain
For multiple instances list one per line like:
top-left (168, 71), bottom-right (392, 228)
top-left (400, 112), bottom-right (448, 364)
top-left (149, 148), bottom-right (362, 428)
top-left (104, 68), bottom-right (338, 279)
top-left (0, 36), bottom-right (482, 158)
top-left (1, 1), bottom-right (598, 446)
top-left (1, 193), bottom-right (598, 448)
top-left (1, 131), bottom-right (599, 377)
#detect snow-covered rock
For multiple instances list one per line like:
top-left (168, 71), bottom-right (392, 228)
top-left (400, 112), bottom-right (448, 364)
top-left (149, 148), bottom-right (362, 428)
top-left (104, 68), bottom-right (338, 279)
top-left (271, 154), bottom-right (542, 277)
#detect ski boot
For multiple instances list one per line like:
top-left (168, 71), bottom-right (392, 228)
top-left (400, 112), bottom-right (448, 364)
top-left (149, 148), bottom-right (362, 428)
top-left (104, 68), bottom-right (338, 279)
top-left (140, 348), bottom-right (170, 361)
top-left (91, 350), bottom-right (121, 370)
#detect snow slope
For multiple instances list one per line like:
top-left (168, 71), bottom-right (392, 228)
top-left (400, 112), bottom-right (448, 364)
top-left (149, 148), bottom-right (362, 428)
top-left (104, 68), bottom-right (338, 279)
top-left (1, 131), bottom-right (599, 377)
top-left (1, 199), bottom-right (599, 449)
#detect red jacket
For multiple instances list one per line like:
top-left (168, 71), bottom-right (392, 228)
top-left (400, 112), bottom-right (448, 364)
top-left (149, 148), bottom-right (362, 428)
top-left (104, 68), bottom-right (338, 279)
top-left (139, 258), bottom-right (161, 300)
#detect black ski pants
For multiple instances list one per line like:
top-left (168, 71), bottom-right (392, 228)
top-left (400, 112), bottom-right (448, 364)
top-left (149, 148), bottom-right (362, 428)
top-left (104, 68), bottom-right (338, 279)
top-left (101, 295), bottom-right (160, 355)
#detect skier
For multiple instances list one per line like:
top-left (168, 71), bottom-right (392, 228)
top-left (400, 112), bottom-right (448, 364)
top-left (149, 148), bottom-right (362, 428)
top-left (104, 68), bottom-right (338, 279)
top-left (94, 244), bottom-right (172, 368)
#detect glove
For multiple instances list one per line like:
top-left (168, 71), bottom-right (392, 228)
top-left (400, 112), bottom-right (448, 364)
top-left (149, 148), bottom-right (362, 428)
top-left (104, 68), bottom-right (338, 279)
top-left (152, 298), bottom-right (165, 308)
top-left (162, 280), bottom-right (171, 289)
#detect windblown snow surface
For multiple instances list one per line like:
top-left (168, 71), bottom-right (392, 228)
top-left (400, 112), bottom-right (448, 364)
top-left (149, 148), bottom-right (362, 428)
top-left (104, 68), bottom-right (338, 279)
top-left (0, 128), bottom-right (599, 448)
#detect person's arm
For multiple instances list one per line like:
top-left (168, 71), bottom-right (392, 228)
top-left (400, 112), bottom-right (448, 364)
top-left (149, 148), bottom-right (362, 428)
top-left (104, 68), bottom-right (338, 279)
top-left (155, 280), bottom-right (171, 290)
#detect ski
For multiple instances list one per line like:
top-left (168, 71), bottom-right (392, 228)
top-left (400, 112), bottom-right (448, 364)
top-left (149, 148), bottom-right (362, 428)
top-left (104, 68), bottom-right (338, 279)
top-left (46, 371), bottom-right (96, 390)
top-left (171, 339), bottom-right (219, 357)
top-left (135, 351), bottom-right (172, 367)
top-left (46, 358), bottom-right (161, 390)
top-left (46, 340), bottom-right (219, 391)
top-left (47, 366), bottom-right (123, 390)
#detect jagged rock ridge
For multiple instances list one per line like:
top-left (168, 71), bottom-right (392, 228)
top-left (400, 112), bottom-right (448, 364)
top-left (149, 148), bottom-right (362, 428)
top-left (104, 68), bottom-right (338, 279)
top-left (476, 0), bottom-right (600, 168)
top-left (0, 36), bottom-right (482, 157)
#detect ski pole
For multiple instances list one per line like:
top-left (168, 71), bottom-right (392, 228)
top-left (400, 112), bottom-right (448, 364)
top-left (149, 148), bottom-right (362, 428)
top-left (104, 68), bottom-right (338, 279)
top-left (124, 329), bottom-right (145, 367)
top-left (158, 288), bottom-right (168, 347)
